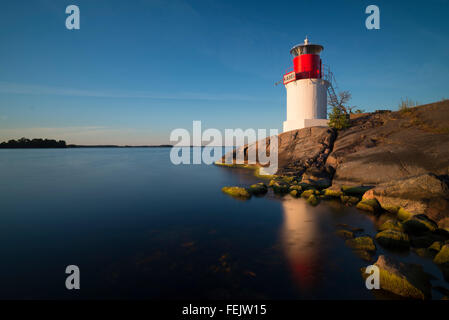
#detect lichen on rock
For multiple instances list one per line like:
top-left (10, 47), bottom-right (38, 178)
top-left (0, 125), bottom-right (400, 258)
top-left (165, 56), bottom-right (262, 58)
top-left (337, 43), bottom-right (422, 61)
top-left (323, 187), bottom-right (343, 197)
top-left (221, 186), bottom-right (251, 199)
top-left (306, 194), bottom-right (319, 206)
top-left (341, 195), bottom-right (360, 206)
top-left (403, 214), bottom-right (438, 234)
top-left (434, 244), bottom-right (449, 265)
top-left (361, 255), bottom-right (432, 300)
top-left (375, 229), bottom-right (410, 250)
top-left (269, 179), bottom-right (290, 194)
top-left (378, 219), bottom-right (403, 232)
top-left (428, 241), bottom-right (443, 254)
top-left (346, 236), bottom-right (376, 251)
top-left (301, 189), bottom-right (319, 198)
top-left (356, 198), bottom-right (381, 213)
top-left (247, 182), bottom-right (268, 196)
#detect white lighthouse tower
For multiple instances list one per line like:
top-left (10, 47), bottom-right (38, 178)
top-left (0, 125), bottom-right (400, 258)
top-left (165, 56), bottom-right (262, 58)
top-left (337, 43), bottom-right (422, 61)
top-left (283, 37), bottom-right (329, 132)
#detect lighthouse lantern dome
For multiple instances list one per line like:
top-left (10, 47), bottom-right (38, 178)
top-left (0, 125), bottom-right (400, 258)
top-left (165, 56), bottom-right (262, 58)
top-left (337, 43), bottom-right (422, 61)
top-left (290, 37), bottom-right (324, 57)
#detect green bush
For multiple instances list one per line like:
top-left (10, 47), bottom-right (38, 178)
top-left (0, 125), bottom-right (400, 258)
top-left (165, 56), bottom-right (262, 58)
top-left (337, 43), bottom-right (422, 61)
top-left (328, 106), bottom-right (350, 130)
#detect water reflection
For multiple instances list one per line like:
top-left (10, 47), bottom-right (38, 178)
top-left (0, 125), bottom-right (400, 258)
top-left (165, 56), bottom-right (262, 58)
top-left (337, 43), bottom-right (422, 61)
top-left (280, 197), bottom-right (323, 289)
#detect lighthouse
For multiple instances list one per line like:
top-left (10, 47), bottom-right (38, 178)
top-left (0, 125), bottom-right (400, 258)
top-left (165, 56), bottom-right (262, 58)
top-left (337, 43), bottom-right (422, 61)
top-left (283, 37), bottom-right (329, 132)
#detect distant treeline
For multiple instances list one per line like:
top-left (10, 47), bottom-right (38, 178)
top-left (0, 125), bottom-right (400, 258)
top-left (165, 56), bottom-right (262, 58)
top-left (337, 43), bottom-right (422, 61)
top-left (0, 138), bottom-right (173, 148)
top-left (0, 138), bottom-right (67, 148)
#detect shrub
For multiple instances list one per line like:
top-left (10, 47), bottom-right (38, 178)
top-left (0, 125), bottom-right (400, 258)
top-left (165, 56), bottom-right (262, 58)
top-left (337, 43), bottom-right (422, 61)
top-left (398, 97), bottom-right (418, 113)
top-left (328, 106), bottom-right (350, 130)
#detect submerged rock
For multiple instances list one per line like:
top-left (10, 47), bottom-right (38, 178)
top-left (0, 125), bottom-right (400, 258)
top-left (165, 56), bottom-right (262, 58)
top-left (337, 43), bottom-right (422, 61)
top-left (336, 223), bottom-right (364, 232)
top-left (336, 229), bottom-right (354, 239)
top-left (340, 195), bottom-right (360, 206)
top-left (413, 248), bottom-right (432, 258)
top-left (346, 236), bottom-right (376, 251)
top-left (375, 229), bottom-right (410, 250)
top-left (221, 186), bottom-right (251, 199)
top-left (247, 183), bottom-right (268, 196)
top-left (378, 220), bottom-right (403, 232)
top-left (354, 249), bottom-right (374, 262)
top-left (362, 255), bottom-right (432, 300)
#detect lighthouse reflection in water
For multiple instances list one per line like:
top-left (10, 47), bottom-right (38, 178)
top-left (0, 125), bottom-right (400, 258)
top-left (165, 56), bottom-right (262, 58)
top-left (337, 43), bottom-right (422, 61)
top-left (280, 197), bottom-right (326, 289)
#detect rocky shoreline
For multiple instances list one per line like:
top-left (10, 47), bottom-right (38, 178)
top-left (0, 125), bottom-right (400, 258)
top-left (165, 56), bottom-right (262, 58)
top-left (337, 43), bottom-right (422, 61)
top-left (216, 100), bottom-right (449, 299)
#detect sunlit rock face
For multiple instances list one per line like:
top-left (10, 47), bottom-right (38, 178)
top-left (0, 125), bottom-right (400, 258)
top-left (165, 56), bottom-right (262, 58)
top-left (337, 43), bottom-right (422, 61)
top-left (280, 198), bottom-right (325, 289)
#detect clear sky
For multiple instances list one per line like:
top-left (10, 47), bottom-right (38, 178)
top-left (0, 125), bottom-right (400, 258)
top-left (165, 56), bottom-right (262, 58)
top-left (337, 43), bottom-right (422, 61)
top-left (0, 0), bottom-right (448, 145)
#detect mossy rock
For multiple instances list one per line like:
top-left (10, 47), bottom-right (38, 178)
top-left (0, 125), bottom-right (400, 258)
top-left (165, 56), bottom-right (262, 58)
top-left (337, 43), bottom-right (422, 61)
top-left (382, 205), bottom-right (400, 214)
top-left (306, 194), bottom-right (319, 206)
top-left (341, 185), bottom-right (372, 196)
top-left (428, 241), bottom-right (443, 254)
top-left (289, 185), bottom-right (302, 191)
top-left (410, 233), bottom-right (442, 248)
top-left (361, 255), bottom-right (431, 300)
top-left (346, 236), bottom-right (376, 251)
top-left (378, 220), bottom-right (403, 232)
top-left (300, 182), bottom-right (315, 189)
top-left (403, 214), bottom-right (438, 234)
top-left (356, 198), bottom-right (381, 213)
top-left (323, 188), bottom-right (343, 197)
top-left (397, 207), bottom-right (413, 221)
top-left (289, 190), bottom-right (299, 197)
top-left (301, 189), bottom-right (319, 198)
top-left (270, 180), bottom-right (290, 194)
top-left (284, 176), bottom-right (296, 183)
top-left (375, 229), bottom-right (410, 250)
top-left (336, 229), bottom-right (354, 239)
top-left (434, 244), bottom-right (449, 265)
top-left (247, 182), bottom-right (268, 196)
top-left (289, 185), bottom-right (303, 197)
top-left (341, 195), bottom-right (360, 206)
top-left (221, 186), bottom-right (251, 199)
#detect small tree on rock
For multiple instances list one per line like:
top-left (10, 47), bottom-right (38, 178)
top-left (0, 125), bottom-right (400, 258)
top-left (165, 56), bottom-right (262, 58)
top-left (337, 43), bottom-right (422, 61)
top-left (328, 91), bottom-right (358, 130)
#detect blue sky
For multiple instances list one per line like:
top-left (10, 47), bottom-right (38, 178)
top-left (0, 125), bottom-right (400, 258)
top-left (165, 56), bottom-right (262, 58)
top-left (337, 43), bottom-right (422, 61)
top-left (0, 0), bottom-right (448, 145)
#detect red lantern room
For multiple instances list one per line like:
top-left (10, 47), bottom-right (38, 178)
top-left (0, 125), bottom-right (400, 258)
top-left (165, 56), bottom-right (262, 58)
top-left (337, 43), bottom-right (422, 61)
top-left (290, 37), bottom-right (323, 80)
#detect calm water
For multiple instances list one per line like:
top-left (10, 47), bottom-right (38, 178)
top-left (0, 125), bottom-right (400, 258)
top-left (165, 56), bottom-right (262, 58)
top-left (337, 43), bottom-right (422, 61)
top-left (0, 148), bottom-right (446, 299)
